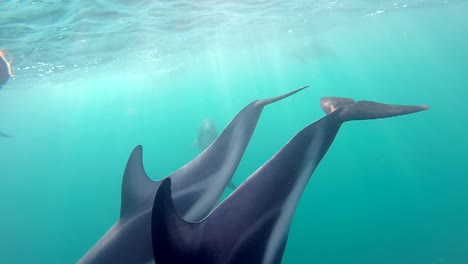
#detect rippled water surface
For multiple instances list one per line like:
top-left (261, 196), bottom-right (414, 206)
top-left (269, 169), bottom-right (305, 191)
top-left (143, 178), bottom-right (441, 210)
top-left (1, 0), bottom-right (461, 81)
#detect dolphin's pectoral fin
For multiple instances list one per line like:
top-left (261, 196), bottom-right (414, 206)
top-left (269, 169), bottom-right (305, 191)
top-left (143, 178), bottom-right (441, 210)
top-left (152, 178), bottom-right (201, 262)
top-left (120, 145), bottom-right (159, 221)
top-left (320, 97), bottom-right (429, 122)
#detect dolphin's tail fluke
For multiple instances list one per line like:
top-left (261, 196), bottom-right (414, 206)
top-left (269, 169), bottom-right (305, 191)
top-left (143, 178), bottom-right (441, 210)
top-left (256, 85), bottom-right (309, 107)
top-left (320, 97), bottom-right (429, 122)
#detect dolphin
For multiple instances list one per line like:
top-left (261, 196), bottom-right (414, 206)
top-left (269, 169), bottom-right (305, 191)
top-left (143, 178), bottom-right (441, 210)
top-left (194, 118), bottom-right (219, 152)
top-left (77, 86), bottom-right (308, 264)
top-left (151, 97), bottom-right (429, 264)
top-left (194, 118), bottom-right (237, 190)
top-left (0, 49), bottom-right (14, 88)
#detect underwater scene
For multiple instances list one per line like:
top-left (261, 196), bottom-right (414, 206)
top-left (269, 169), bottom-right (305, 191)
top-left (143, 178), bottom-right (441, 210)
top-left (1, 0), bottom-right (467, 263)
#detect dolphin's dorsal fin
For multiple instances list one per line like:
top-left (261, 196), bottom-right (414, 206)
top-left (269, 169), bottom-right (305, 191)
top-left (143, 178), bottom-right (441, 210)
top-left (152, 178), bottom-right (200, 262)
top-left (120, 145), bottom-right (158, 220)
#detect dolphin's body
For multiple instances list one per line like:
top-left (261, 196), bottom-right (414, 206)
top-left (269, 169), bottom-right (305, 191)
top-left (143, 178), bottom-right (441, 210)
top-left (151, 97), bottom-right (429, 264)
top-left (77, 86), bottom-right (308, 264)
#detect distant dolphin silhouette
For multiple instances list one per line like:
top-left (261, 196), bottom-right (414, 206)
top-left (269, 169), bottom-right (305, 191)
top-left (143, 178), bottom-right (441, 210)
top-left (0, 131), bottom-right (12, 138)
top-left (194, 118), bottom-right (237, 190)
top-left (77, 86), bottom-right (308, 264)
top-left (194, 118), bottom-right (218, 152)
top-left (151, 97), bottom-right (429, 264)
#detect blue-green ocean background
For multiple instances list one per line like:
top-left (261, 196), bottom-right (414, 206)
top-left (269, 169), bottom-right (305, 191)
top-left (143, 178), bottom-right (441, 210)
top-left (1, 1), bottom-right (467, 263)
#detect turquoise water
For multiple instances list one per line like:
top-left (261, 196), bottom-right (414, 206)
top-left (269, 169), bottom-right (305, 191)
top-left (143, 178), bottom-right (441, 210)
top-left (1, 1), bottom-right (468, 263)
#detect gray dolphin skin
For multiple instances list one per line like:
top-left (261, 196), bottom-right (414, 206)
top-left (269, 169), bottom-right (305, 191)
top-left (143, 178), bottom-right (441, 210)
top-left (77, 86), bottom-right (308, 264)
top-left (151, 97), bottom-right (429, 264)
